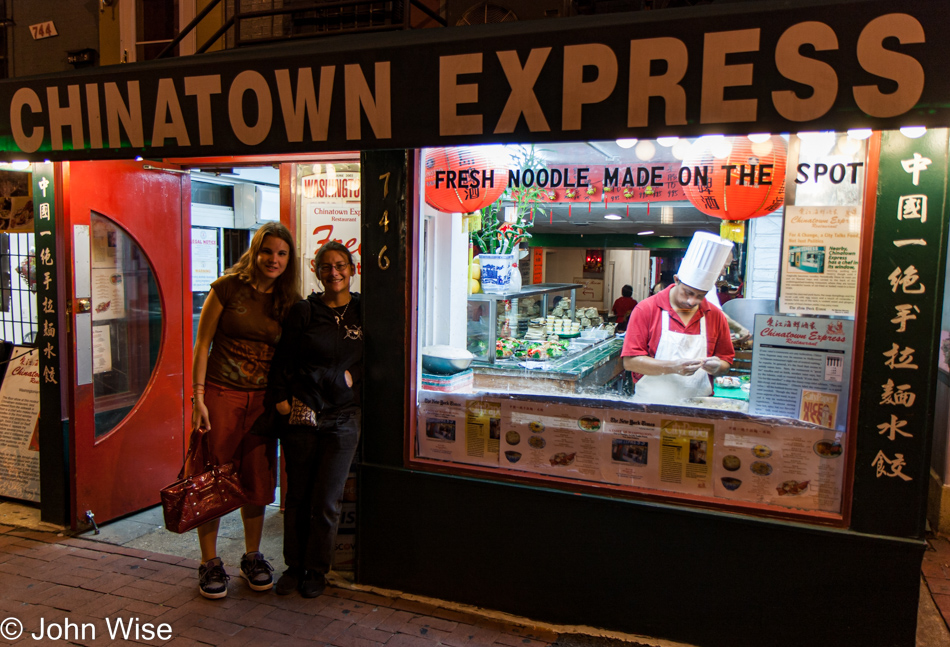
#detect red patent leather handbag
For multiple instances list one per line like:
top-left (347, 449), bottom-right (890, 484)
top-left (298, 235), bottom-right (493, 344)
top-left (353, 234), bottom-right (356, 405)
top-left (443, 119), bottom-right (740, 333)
top-left (160, 430), bottom-right (247, 534)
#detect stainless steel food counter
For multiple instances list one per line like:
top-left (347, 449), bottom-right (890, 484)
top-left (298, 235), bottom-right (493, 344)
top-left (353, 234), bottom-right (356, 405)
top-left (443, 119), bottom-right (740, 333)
top-left (472, 337), bottom-right (624, 394)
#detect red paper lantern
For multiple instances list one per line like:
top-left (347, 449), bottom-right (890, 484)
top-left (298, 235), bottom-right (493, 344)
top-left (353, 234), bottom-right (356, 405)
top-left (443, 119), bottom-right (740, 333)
top-left (682, 135), bottom-right (787, 221)
top-left (424, 147), bottom-right (509, 214)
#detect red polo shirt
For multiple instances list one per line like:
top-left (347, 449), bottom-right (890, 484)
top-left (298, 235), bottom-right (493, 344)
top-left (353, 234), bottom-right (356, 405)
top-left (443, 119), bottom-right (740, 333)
top-left (621, 285), bottom-right (735, 384)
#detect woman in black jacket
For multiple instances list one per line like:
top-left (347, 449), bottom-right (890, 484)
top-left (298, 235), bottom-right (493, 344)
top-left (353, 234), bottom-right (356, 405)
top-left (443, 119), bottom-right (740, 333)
top-left (268, 241), bottom-right (362, 598)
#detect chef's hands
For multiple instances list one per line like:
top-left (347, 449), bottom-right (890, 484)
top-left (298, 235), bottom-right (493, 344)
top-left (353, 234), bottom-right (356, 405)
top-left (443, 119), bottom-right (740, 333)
top-left (670, 359), bottom-right (703, 376)
top-left (701, 357), bottom-right (727, 375)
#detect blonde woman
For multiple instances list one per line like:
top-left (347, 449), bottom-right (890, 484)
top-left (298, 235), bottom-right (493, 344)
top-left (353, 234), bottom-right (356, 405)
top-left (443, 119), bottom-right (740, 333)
top-left (191, 222), bottom-right (300, 599)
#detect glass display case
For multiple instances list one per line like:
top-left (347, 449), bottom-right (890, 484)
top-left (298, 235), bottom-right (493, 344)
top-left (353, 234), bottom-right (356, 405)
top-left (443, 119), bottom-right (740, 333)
top-left (466, 283), bottom-right (582, 364)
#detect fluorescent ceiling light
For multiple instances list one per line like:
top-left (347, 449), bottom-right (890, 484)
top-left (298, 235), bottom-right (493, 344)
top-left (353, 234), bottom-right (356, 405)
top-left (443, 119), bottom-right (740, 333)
top-left (637, 230), bottom-right (655, 236)
top-left (604, 214), bottom-right (622, 220)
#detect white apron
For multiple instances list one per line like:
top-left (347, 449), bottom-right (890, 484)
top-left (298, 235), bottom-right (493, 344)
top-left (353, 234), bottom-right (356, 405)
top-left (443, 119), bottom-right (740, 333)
top-left (632, 310), bottom-right (712, 405)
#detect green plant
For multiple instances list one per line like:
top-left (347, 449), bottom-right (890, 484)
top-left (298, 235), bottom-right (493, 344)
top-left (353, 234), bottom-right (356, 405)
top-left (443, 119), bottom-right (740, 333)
top-left (471, 144), bottom-right (549, 254)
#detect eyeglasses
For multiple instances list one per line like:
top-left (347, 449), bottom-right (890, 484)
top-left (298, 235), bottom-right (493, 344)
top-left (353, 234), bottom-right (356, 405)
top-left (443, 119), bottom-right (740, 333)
top-left (317, 262), bottom-right (350, 274)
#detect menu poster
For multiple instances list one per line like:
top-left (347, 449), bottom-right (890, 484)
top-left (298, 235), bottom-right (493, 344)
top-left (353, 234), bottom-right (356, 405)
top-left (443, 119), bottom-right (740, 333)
top-left (191, 227), bottom-right (219, 292)
top-left (0, 347), bottom-right (40, 501)
top-left (417, 393), bottom-right (467, 462)
top-left (600, 412), bottom-right (662, 488)
top-left (0, 170), bottom-right (33, 233)
top-left (91, 219), bottom-right (120, 269)
top-left (90, 268), bottom-right (126, 321)
top-left (713, 420), bottom-right (845, 512)
top-left (748, 315), bottom-right (854, 431)
top-left (92, 325), bottom-right (112, 374)
top-left (302, 171), bottom-right (362, 295)
top-left (416, 394), bottom-right (499, 467)
top-left (779, 205), bottom-right (861, 316)
top-left (501, 401), bottom-right (603, 481)
top-left (658, 419), bottom-right (715, 494)
top-left (466, 399), bottom-right (501, 466)
top-left (940, 330), bottom-right (950, 374)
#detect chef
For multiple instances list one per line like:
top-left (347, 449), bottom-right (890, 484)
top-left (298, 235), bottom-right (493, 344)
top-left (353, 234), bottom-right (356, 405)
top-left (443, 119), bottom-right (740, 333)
top-left (622, 232), bottom-right (735, 405)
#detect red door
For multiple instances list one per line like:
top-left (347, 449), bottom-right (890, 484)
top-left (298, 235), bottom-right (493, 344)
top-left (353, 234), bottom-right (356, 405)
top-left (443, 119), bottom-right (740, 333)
top-left (62, 160), bottom-right (190, 528)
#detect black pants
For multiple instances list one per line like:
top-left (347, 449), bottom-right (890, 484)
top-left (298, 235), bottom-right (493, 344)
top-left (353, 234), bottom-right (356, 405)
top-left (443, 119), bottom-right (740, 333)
top-left (280, 407), bottom-right (360, 573)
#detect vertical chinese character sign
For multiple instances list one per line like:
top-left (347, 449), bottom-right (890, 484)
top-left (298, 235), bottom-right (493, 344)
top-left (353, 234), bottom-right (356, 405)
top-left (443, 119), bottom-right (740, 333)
top-left (852, 130), bottom-right (949, 537)
top-left (32, 163), bottom-right (66, 514)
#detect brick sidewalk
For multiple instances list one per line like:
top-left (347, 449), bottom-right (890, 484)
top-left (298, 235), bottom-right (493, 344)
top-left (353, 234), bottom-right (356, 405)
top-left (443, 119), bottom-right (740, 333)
top-left (923, 533), bottom-right (950, 629)
top-left (0, 523), bottom-right (559, 647)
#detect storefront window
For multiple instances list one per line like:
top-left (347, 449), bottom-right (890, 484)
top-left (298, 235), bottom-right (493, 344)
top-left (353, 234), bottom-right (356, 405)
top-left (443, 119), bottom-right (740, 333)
top-left (414, 132), bottom-right (870, 518)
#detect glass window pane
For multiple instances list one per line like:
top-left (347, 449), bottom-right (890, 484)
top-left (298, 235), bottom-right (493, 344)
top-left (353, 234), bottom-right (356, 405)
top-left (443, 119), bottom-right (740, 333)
top-left (414, 135), bottom-right (870, 518)
top-left (90, 213), bottom-right (162, 438)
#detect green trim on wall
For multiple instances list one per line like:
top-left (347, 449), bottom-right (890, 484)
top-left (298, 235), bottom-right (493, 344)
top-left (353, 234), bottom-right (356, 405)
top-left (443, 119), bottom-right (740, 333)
top-left (527, 234), bottom-right (690, 249)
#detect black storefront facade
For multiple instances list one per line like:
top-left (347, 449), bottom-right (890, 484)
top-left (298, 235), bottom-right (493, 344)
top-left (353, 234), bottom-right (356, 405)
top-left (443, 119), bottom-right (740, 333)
top-left (8, 1), bottom-right (950, 645)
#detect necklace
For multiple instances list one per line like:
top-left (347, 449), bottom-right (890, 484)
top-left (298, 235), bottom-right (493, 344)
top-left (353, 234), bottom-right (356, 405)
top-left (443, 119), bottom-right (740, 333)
top-left (331, 300), bottom-right (350, 327)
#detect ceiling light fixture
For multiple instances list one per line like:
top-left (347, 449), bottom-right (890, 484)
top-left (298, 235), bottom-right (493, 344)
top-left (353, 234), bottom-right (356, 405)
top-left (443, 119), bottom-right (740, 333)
top-left (635, 140), bottom-right (656, 161)
top-left (616, 138), bottom-right (638, 149)
top-left (604, 214), bottom-right (622, 220)
top-left (656, 137), bottom-right (679, 147)
top-left (838, 135), bottom-right (862, 156)
top-left (671, 140), bottom-right (691, 160)
top-left (797, 130), bottom-right (836, 155)
top-left (751, 139), bottom-right (774, 156)
top-left (637, 230), bottom-right (655, 236)
top-left (847, 129), bottom-right (873, 140)
top-left (710, 138), bottom-right (732, 159)
top-left (747, 133), bottom-right (771, 143)
top-left (900, 126), bottom-right (927, 139)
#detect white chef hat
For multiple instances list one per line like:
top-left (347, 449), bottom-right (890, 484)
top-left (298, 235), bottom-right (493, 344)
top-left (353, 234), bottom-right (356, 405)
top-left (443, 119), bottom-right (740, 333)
top-left (677, 231), bottom-right (733, 292)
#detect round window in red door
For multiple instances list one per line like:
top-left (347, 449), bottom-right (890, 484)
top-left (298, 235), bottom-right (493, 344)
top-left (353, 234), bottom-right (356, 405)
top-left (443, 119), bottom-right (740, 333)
top-left (90, 213), bottom-right (162, 437)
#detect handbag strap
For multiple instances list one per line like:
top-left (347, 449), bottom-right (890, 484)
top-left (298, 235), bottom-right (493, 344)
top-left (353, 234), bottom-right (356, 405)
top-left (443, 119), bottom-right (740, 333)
top-left (178, 430), bottom-right (211, 480)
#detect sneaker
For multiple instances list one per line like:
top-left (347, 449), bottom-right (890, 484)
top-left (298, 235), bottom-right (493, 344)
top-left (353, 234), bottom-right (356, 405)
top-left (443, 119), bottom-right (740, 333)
top-left (275, 566), bottom-right (304, 596)
top-left (239, 551), bottom-right (274, 591)
top-left (198, 557), bottom-right (229, 599)
top-left (298, 570), bottom-right (327, 598)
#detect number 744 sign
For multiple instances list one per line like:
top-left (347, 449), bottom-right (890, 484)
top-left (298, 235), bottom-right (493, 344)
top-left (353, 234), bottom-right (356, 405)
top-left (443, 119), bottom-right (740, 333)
top-left (30, 21), bottom-right (58, 40)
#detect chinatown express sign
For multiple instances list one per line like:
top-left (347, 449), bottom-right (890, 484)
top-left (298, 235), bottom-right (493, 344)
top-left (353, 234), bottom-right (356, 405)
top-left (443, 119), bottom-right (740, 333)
top-left (0, 0), bottom-right (946, 161)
